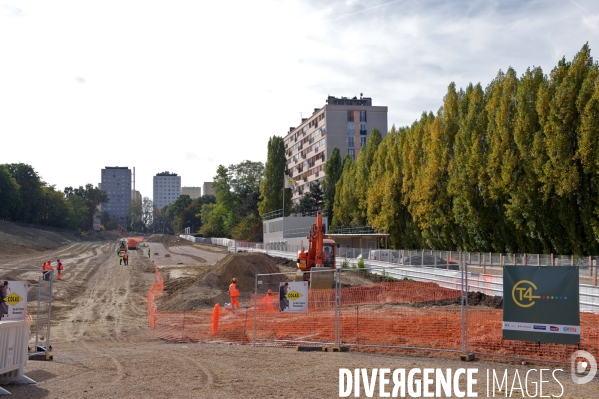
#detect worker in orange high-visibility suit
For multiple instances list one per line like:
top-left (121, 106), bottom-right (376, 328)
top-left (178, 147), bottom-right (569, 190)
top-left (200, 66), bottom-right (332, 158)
top-left (229, 278), bottom-right (240, 309)
top-left (56, 259), bottom-right (64, 280)
top-left (262, 289), bottom-right (276, 311)
top-left (41, 261), bottom-right (53, 281)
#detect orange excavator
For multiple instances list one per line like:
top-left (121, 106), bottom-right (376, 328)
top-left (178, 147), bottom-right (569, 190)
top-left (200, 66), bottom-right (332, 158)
top-left (296, 212), bottom-right (336, 288)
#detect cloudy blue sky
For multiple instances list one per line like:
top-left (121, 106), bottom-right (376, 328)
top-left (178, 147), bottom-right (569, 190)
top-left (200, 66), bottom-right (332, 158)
top-left (1, 0), bottom-right (597, 200)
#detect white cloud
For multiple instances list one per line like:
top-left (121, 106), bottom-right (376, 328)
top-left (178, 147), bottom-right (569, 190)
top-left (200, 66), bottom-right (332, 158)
top-left (583, 14), bottom-right (599, 32)
top-left (0, 3), bottom-right (23, 17)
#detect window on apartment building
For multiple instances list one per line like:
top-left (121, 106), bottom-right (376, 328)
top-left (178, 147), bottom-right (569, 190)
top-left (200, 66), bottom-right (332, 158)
top-left (347, 123), bottom-right (354, 135)
top-left (348, 136), bottom-right (355, 148)
top-left (347, 111), bottom-right (354, 122)
top-left (360, 123), bottom-right (367, 135)
top-left (348, 149), bottom-right (355, 160)
top-left (360, 111), bottom-right (367, 122)
top-left (360, 136), bottom-right (367, 147)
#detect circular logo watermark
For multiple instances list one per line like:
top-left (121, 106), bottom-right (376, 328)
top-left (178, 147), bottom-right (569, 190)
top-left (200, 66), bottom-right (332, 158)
top-left (571, 350), bottom-right (597, 384)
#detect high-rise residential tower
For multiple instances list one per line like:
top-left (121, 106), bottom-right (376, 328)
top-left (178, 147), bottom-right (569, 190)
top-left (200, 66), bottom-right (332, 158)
top-left (100, 166), bottom-right (132, 220)
top-left (153, 171), bottom-right (182, 210)
top-left (284, 95), bottom-right (388, 204)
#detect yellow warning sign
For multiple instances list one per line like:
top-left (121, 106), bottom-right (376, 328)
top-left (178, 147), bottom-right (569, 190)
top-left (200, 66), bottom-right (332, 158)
top-left (4, 292), bottom-right (22, 306)
top-left (286, 290), bottom-right (303, 301)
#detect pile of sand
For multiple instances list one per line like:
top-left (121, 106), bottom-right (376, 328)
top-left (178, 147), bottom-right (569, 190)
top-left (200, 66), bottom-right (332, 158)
top-left (156, 252), bottom-right (282, 311)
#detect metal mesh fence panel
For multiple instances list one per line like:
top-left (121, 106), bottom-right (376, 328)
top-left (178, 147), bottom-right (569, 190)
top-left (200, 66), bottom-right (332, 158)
top-left (337, 268), bottom-right (464, 355)
top-left (147, 258), bottom-right (599, 365)
top-left (252, 270), bottom-right (337, 347)
top-left (29, 274), bottom-right (53, 355)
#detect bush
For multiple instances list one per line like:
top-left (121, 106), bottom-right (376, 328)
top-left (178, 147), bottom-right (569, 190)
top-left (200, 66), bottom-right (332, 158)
top-left (357, 257), bottom-right (365, 271)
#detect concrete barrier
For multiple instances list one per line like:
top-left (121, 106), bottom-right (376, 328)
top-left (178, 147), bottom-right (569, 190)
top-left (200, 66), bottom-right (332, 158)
top-left (0, 320), bottom-right (35, 394)
top-left (178, 235), bottom-right (235, 247)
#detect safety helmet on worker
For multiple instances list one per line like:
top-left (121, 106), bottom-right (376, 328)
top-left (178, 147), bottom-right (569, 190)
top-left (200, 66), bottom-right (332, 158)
top-left (232, 278), bottom-right (238, 283)
top-left (267, 289), bottom-right (273, 294)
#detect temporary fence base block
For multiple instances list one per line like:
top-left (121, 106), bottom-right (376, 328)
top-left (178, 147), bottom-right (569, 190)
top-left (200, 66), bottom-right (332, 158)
top-left (0, 374), bottom-right (36, 394)
top-left (331, 347), bottom-right (349, 352)
top-left (28, 353), bottom-right (53, 361)
top-left (0, 375), bottom-right (36, 385)
top-left (460, 353), bottom-right (476, 362)
top-left (296, 346), bottom-right (327, 352)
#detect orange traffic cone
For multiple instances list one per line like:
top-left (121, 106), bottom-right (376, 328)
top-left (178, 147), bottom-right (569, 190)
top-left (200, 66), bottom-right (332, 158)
top-left (57, 273), bottom-right (62, 280)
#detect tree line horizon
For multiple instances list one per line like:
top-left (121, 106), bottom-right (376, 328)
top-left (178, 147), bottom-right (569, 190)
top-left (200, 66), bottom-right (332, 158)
top-left (1, 43), bottom-right (597, 255)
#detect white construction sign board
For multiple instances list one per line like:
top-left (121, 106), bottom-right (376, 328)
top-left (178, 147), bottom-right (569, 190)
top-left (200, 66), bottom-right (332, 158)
top-left (1, 281), bottom-right (28, 321)
top-left (279, 281), bottom-right (309, 313)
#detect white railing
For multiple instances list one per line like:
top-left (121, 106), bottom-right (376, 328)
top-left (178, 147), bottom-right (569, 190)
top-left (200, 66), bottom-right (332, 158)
top-left (178, 237), bottom-right (599, 312)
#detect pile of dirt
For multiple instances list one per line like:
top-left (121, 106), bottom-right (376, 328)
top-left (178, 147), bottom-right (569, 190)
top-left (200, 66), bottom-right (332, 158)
top-left (212, 253), bottom-right (280, 291)
top-left (156, 252), bottom-right (282, 311)
top-left (269, 256), bottom-right (296, 268)
top-left (412, 291), bottom-right (503, 309)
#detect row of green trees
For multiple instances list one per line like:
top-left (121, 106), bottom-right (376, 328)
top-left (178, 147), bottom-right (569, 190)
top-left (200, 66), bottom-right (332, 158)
top-left (150, 194), bottom-right (215, 235)
top-left (159, 161), bottom-right (264, 241)
top-left (0, 160), bottom-right (262, 238)
top-left (0, 163), bottom-right (107, 231)
top-left (200, 161), bottom-right (264, 241)
top-left (327, 44), bottom-right (599, 255)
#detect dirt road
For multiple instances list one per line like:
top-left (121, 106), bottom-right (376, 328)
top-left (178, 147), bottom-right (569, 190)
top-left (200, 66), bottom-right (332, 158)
top-left (0, 230), bottom-right (597, 398)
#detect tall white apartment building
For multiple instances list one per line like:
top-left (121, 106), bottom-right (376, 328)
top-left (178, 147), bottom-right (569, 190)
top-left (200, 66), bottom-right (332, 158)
top-left (153, 172), bottom-right (182, 210)
top-left (284, 95), bottom-right (388, 204)
top-left (101, 166), bottom-right (132, 220)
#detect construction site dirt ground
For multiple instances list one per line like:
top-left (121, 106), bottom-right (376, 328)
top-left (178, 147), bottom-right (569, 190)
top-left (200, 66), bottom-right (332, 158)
top-left (0, 222), bottom-right (598, 398)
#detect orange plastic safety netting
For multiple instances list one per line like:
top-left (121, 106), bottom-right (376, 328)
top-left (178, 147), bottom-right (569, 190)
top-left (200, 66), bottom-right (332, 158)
top-left (147, 266), bottom-right (163, 329)
top-left (467, 308), bottom-right (599, 363)
top-left (146, 268), bottom-right (599, 364)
